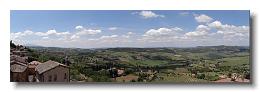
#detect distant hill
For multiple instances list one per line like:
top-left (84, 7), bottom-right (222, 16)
top-left (27, 45), bottom-right (249, 55)
top-left (25, 44), bottom-right (44, 48)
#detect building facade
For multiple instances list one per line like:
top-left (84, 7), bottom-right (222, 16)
top-left (35, 60), bottom-right (69, 82)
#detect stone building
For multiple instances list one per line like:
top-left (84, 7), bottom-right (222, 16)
top-left (10, 61), bottom-right (29, 82)
top-left (35, 60), bottom-right (69, 82)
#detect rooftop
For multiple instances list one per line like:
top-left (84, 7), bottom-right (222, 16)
top-left (10, 61), bottom-right (28, 73)
top-left (36, 60), bottom-right (68, 74)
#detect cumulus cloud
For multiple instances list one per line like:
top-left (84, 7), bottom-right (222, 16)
top-left (33, 30), bottom-right (70, 37)
top-left (208, 20), bottom-right (249, 39)
top-left (140, 27), bottom-right (184, 43)
top-left (10, 29), bottom-right (72, 46)
top-left (75, 26), bottom-right (101, 35)
top-left (194, 14), bottom-right (213, 23)
top-left (100, 35), bottom-right (118, 39)
top-left (70, 35), bottom-right (80, 40)
top-left (185, 25), bottom-right (211, 37)
top-left (86, 35), bottom-right (120, 45)
top-left (143, 27), bottom-right (183, 37)
top-left (10, 26), bottom-right (102, 45)
top-left (70, 25), bottom-right (102, 40)
top-left (208, 21), bottom-right (222, 29)
top-left (140, 19), bottom-right (249, 46)
top-left (42, 37), bottom-right (49, 39)
top-left (10, 30), bottom-right (34, 39)
top-left (46, 30), bottom-right (57, 35)
top-left (10, 14), bottom-right (249, 48)
top-left (121, 32), bottom-right (135, 38)
top-left (127, 32), bottom-right (134, 35)
top-left (11, 29), bottom-right (70, 39)
top-left (75, 29), bottom-right (101, 35)
top-left (75, 25), bottom-right (84, 30)
top-left (108, 27), bottom-right (118, 31)
top-left (24, 30), bottom-right (34, 35)
top-left (136, 11), bottom-right (165, 19)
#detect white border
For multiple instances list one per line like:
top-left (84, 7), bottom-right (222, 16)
top-left (1, 0), bottom-right (259, 92)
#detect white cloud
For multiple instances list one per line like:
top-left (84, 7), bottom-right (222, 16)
top-left (140, 27), bottom-right (184, 43)
top-left (70, 35), bottom-right (80, 40)
top-left (34, 30), bottom-right (70, 37)
top-left (185, 25), bottom-right (211, 37)
top-left (108, 27), bottom-right (118, 31)
top-left (10, 19), bottom-right (249, 48)
top-left (100, 35), bottom-right (118, 39)
top-left (24, 30), bottom-right (34, 35)
top-left (84, 35), bottom-right (120, 44)
top-left (143, 27), bottom-right (183, 37)
top-left (121, 32), bottom-right (135, 38)
top-left (75, 25), bottom-right (101, 35)
top-left (179, 12), bottom-right (189, 16)
top-left (122, 35), bottom-right (130, 38)
top-left (127, 32), bottom-right (134, 35)
top-left (137, 11), bottom-right (165, 19)
top-left (35, 32), bottom-right (47, 36)
top-left (10, 32), bottom-right (23, 40)
top-left (139, 21), bottom-right (249, 47)
top-left (42, 37), bottom-right (49, 39)
top-left (11, 30), bottom-right (36, 40)
top-left (75, 29), bottom-right (101, 35)
top-left (10, 30), bottom-right (34, 39)
top-left (46, 30), bottom-right (57, 35)
top-left (11, 26), bottom-right (102, 45)
top-left (57, 31), bottom-right (70, 36)
top-left (71, 25), bottom-right (102, 40)
top-left (75, 25), bottom-right (83, 30)
top-left (208, 21), bottom-right (222, 29)
top-left (208, 20), bottom-right (249, 39)
top-left (194, 14), bottom-right (213, 23)
top-left (11, 29), bottom-right (72, 45)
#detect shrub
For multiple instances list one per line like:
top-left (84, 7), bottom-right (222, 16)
top-left (204, 72), bottom-right (219, 81)
top-left (196, 73), bottom-right (205, 79)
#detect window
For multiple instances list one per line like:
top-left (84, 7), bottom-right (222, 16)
top-left (42, 75), bottom-right (44, 82)
top-left (64, 73), bottom-right (67, 80)
top-left (54, 74), bottom-right (57, 82)
top-left (48, 75), bottom-right (52, 82)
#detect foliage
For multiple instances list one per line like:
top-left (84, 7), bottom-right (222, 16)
top-left (27, 45), bottom-right (250, 82)
top-left (10, 40), bottom-right (16, 48)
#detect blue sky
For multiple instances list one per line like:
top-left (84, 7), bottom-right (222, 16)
top-left (10, 10), bottom-right (250, 48)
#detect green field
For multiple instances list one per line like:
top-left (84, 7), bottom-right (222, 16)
top-left (128, 60), bottom-right (168, 66)
top-left (219, 56), bottom-right (249, 66)
top-left (155, 74), bottom-right (208, 83)
top-left (28, 45), bottom-right (250, 82)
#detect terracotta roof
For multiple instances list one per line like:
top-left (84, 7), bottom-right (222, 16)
top-left (10, 55), bottom-right (28, 64)
top-left (10, 61), bottom-right (28, 73)
top-left (36, 60), bottom-right (67, 74)
top-left (117, 69), bottom-right (124, 75)
top-left (28, 61), bottom-right (42, 68)
top-left (29, 61), bottom-right (42, 65)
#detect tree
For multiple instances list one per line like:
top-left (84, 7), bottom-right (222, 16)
top-left (196, 73), bottom-right (205, 79)
top-left (245, 72), bottom-right (250, 79)
top-left (10, 40), bottom-right (16, 48)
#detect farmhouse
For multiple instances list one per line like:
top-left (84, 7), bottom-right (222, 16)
top-left (35, 60), bottom-right (69, 82)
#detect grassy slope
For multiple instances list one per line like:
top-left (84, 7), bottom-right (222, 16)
top-left (155, 74), bottom-right (208, 83)
top-left (128, 60), bottom-right (168, 66)
top-left (219, 56), bottom-right (249, 66)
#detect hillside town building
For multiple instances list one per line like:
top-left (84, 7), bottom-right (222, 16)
top-left (35, 60), bottom-right (69, 82)
top-left (10, 41), bottom-right (70, 82)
